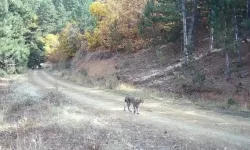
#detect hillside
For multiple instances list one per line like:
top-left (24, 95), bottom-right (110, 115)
top-left (49, 33), bottom-right (250, 110)
top-left (2, 0), bottom-right (250, 149)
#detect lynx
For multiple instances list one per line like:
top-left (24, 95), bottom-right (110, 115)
top-left (124, 96), bottom-right (144, 114)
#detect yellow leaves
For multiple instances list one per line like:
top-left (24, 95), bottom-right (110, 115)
top-left (42, 22), bottom-right (83, 62)
top-left (43, 34), bottom-right (59, 56)
top-left (161, 22), bottom-right (177, 32)
top-left (32, 15), bottom-right (38, 24)
top-left (41, 34), bottom-right (60, 62)
top-left (84, 28), bottom-right (101, 49)
top-left (86, 0), bottom-right (146, 51)
top-left (89, 2), bottom-right (108, 18)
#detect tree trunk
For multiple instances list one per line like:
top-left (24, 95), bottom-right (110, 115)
top-left (247, 0), bottom-right (250, 19)
top-left (187, 0), bottom-right (197, 48)
top-left (234, 8), bottom-right (242, 67)
top-left (225, 52), bottom-right (231, 81)
top-left (224, 28), bottom-right (231, 81)
top-left (209, 8), bottom-right (215, 55)
top-left (209, 27), bottom-right (214, 54)
top-left (181, 0), bottom-right (188, 64)
top-left (243, 0), bottom-right (250, 43)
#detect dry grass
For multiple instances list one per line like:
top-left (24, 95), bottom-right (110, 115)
top-left (0, 79), bottom-right (109, 150)
top-left (116, 83), bottom-right (139, 92)
top-left (0, 78), bottom-right (215, 150)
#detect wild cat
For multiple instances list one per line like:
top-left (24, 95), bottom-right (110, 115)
top-left (124, 96), bottom-right (144, 114)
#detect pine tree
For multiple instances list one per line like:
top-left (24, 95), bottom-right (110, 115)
top-left (36, 0), bottom-right (58, 34)
top-left (0, 0), bottom-right (32, 73)
top-left (25, 15), bottom-right (45, 69)
top-left (139, 0), bottom-right (181, 43)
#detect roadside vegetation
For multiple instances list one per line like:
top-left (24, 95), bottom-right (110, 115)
top-left (1, 77), bottom-right (220, 150)
top-left (1, 1), bottom-right (250, 149)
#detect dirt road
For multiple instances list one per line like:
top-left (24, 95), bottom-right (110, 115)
top-left (28, 70), bottom-right (250, 150)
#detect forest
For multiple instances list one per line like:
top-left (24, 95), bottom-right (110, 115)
top-left (1, 1), bottom-right (250, 149)
top-left (0, 0), bottom-right (249, 79)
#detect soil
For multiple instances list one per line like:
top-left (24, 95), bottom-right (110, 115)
top-left (64, 41), bottom-right (250, 109)
top-left (26, 70), bottom-right (250, 149)
top-left (1, 70), bottom-right (250, 149)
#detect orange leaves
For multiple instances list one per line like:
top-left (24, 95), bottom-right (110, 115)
top-left (85, 0), bottom-right (147, 51)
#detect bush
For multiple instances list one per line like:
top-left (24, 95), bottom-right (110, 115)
top-left (227, 98), bottom-right (238, 108)
top-left (8, 99), bottom-right (38, 113)
top-left (42, 90), bottom-right (67, 106)
top-left (0, 69), bottom-right (7, 77)
top-left (192, 72), bottom-right (206, 87)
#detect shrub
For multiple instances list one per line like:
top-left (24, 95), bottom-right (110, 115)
top-left (227, 98), bottom-right (238, 108)
top-left (0, 69), bottom-right (7, 77)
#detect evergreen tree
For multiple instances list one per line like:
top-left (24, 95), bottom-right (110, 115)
top-left (25, 16), bottom-right (45, 69)
top-left (0, 0), bottom-right (32, 73)
top-left (36, 0), bottom-right (58, 34)
top-left (61, 0), bottom-right (95, 31)
top-left (139, 0), bottom-right (181, 44)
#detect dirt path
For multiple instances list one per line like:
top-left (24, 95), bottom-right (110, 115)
top-left (28, 70), bottom-right (250, 149)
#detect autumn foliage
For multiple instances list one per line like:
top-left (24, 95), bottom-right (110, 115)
top-left (43, 23), bottom-right (83, 62)
top-left (42, 34), bottom-right (60, 62)
top-left (43, 0), bottom-right (148, 62)
top-left (85, 0), bottom-right (146, 51)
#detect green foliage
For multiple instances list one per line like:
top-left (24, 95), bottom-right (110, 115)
top-left (227, 98), bottom-right (238, 108)
top-left (192, 72), bottom-right (206, 88)
top-left (0, 0), bottom-right (249, 78)
top-left (80, 69), bottom-right (88, 77)
top-left (57, 23), bottom-right (83, 60)
top-left (59, 0), bottom-right (95, 31)
top-left (0, 0), bottom-right (32, 73)
top-left (37, 0), bottom-right (58, 33)
top-left (0, 0), bottom-right (95, 73)
top-left (0, 69), bottom-right (7, 77)
top-left (139, 0), bottom-right (182, 43)
top-left (25, 16), bottom-right (45, 69)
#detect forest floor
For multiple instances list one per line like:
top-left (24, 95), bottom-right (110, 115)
top-left (1, 71), bottom-right (250, 150)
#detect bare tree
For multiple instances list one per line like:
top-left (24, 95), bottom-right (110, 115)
top-left (181, 0), bottom-right (197, 64)
top-left (224, 28), bottom-right (231, 81)
top-left (234, 8), bottom-right (242, 67)
top-left (225, 52), bottom-right (231, 81)
top-left (209, 8), bottom-right (215, 55)
top-left (181, 0), bottom-right (188, 63)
